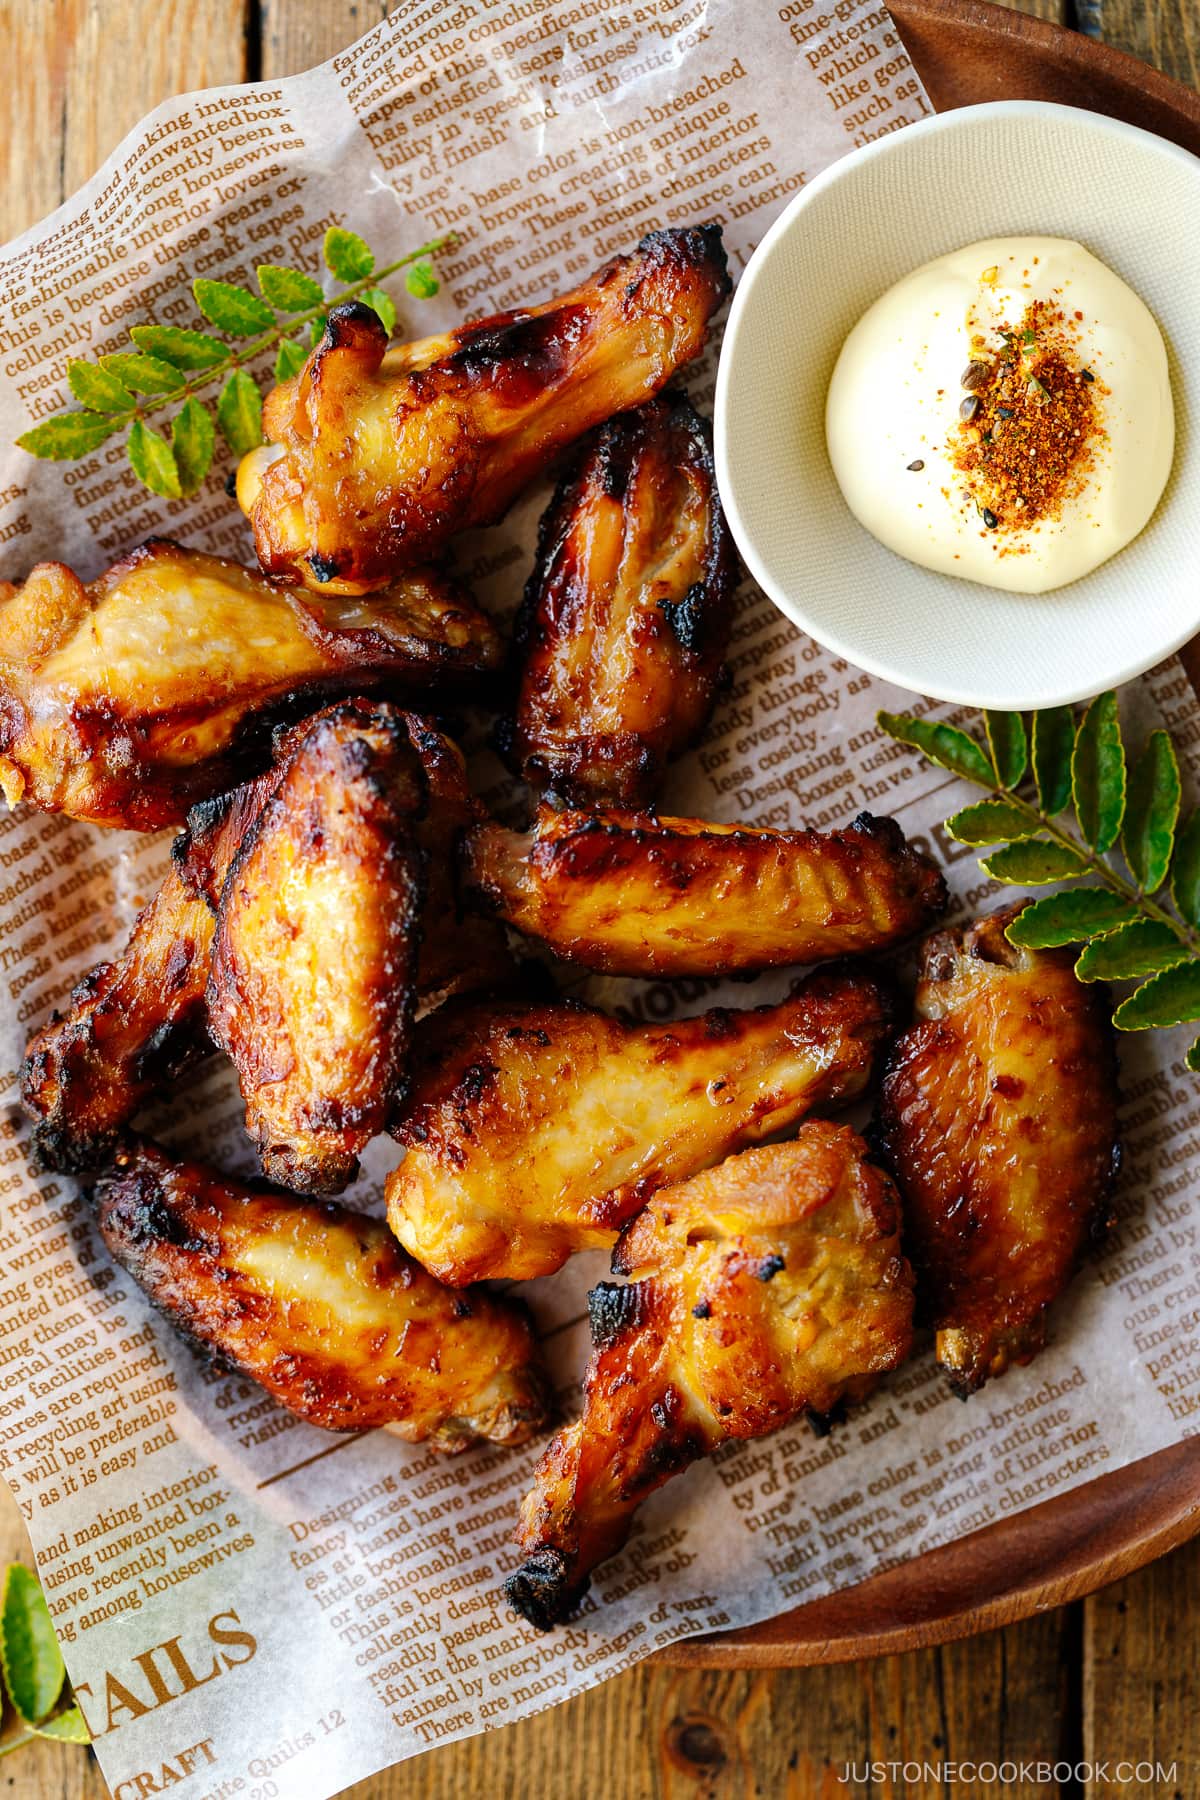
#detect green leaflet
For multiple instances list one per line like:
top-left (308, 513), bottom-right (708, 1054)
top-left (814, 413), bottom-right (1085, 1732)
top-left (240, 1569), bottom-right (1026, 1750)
top-left (1074, 920), bottom-right (1192, 983)
top-left (216, 370), bottom-right (263, 456)
top-left (944, 799), bottom-right (1039, 845)
top-left (360, 286), bottom-right (397, 336)
top-left (1122, 731), bottom-right (1181, 895)
top-left (984, 711), bottom-right (1027, 788)
top-left (274, 338), bottom-right (309, 382)
top-left (1072, 691), bottom-right (1126, 853)
top-left (130, 324), bottom-right (226, 370)
top-left (1187, 1038), bottom-right (1200, 1073)
top-left (1172, 810), bottom-right (1200, 930)
top-left (324, 227), bottom-right (375, 283)
top-left (1005, 887), bottom-right (1138, 948)
top-left (100, 351), bottom-right (181, 395)
top-left (256, 264), bottom-right (325, 312)
top-left (67, 360), bottom-right (133, 414)
top-left (404, 260), bottom-right (439, 300)
top-left (1, 1566), bottom-right (65, 1725)
top-left (127, 419), bottom-right (181, 499)
top-left (1113, 959), bottom-right (1200, 1031)
top-left (171, 397), bottom-right (215, 496)
top-left (1031, 705), bottom-right (1075, 815)
top-left (980, 838), bottom-right (1090, 884)
top-left (15, 412), bottom-right (119, 459)
top-left (192, 278), bottom-right (275, 336)
top-left (35, 1705), bottom-right (91, 1744)
top-left (875, 713), bottom-right (993, 787)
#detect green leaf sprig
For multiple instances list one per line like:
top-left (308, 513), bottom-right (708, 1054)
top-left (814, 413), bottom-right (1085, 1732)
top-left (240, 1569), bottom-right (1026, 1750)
top-left (0, 1565), bottom-right (90, 1757)
top-left (16, 228), bottom-right (455, 499)
top-left (878, 695), bottom-right (1200, 1071)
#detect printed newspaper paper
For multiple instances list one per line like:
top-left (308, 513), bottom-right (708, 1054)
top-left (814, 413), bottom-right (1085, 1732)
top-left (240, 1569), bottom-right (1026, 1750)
top-left (0, 3), bottom-right (1197, 1795)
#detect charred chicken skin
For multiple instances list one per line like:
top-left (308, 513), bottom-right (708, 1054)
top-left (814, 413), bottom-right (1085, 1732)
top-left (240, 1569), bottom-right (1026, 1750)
top-left (878, 905), bottom-right (1120, 1396)
top-left (0, 539), bottom-right (500, 830)
top-left (387, 965), bottom-right (895, 1285)
top-left (505, 1124), bottom-right (914, 1628)
top-left (206, 701), bottom-right (427, 1195)
top-left (462, 805), bottom-right (947, 977)
top-left (96, 1138), bottom-right (548, 1449)
top-left (504, 391), bottom-right (737, 805)
top-left (237, 226), bottom-right (731, 594)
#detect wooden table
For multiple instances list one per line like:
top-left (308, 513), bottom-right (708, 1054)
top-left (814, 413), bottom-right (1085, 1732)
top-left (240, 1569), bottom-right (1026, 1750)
top-left (1, 2), bottom-right (1198, 1795)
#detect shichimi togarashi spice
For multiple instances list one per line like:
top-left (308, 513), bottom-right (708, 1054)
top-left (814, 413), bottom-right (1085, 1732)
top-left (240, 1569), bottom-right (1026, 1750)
top-left (948, 297), bottom-right (1108, 543)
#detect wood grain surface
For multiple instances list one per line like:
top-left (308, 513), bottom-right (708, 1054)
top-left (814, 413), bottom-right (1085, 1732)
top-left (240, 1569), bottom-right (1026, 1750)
top-left (1, 4), bottom-right (1198, 1798)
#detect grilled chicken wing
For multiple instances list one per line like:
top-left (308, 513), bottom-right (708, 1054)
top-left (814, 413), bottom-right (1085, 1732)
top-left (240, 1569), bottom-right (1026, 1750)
top-left (387, 965), bottom-right (894, 1284)
top-left (207, 701), bottom-right (427, 1195)
top-left (96, 1138), bottom-right (548, 1448)
top-left (237, 226), bottom-right (731, 594)
top-left (21, 765), bottom-right (279, 1173)
top-left (505, 1124), bottom-right (914, 1627)
top-left (878, 905), bottom-right (1120, 1396)
top-left (504, 392), bottom-right (737, 805)
top-left (0, 538), bottom-right (500, 829)
top-left (463, 806), bottom-right (947, 977)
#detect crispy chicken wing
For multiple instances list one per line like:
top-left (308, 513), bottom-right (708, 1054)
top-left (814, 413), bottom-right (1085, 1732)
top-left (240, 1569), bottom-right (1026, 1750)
top-left (387, 965), bottom-right (894, 1284)
top-left (463, 805), bottom-right (947, 976)
top-left (504, 1124), bottom-right (913, 1627)
top-left (0, 538), bottom-right (500, 829)
top-left (503, 392), bottom-right (737, 805)
top-left (878, 905), bottom-right (1120, 1396)
top-left (96, 1138), bottom-right (548, 1448)
top-left (237, 226), bottom-right (731, 594)
top-left (207, 701), bottom-right (427, 1195)
top-left (21, 764), bottom-right (279, 1173)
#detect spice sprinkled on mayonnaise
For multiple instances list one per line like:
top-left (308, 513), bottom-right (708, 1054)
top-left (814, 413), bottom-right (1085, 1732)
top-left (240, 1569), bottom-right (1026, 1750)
top-left (825, 237), bottom-right (1174, 594)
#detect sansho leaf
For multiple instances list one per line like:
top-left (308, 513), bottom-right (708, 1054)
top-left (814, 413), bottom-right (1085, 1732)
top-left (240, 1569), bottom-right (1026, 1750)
top-left (875, 712), bottom-right (993, 787)
top-left (1171, 809), bottom-right (1200, 931)
top-left (1187, 1038), bottom-right (1200, 1073)
top-left (1004, 887), bottom-right (1139, 949)
top-left (171, 396), bottom-right (215, 496)
top-left (274, 338), bottom-right (309, 383)
top-left (1122, 730), bottom-right (1181, 895)
top-left (216, 369), bottom-right (263, 456)
top-left (16, 411), bottom-right (119, 460)
top-left (100, 350), bottom-right (182, 395)
top-left (980, 839), bottom-right (1090, 884)
top-left (404, 260), bottom-right (439, 300)
top-left (1074, 919), bottom-right (1192, 983)
top-left (1032, 705), bottom-right (1076, 816)
top-left (360, 285), bottom-right (397, 336)
top-left (323, 226), bottom-right (375, 283)
top-left (130, 324), bottom-right (226, 370)
top-left (1, 1565), bottom-right (65, 1725)
top-left (984, 711), bottom-right (1028, 789)
top-left (944, 799), bottom-right (1040, 845)
top-left (1113, 959), bottom-right (1200, 1031)
top-left (1072, 690), bottom-right (1126, 853)
top-left (67, 360), bottom-right (133, 414)
top-left (127, 418), bottom-right (182, 500)
top-left (256, 264), bottom-right (324, 312)
top-left (192, 277), bottom-right (275, 336)
top-left (35, 1705), bottom-right (91, 1744)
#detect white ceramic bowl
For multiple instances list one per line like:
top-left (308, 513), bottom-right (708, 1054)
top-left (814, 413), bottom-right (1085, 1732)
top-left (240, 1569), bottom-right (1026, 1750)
top-left (714, 102), bottom-right (1200, 709)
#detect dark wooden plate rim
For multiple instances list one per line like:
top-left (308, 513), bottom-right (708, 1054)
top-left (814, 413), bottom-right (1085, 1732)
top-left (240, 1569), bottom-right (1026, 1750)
top-left (659, 0), bottom-right (1200, 1668)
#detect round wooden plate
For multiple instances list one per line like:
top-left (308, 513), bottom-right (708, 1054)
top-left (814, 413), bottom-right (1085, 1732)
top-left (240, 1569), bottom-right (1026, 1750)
top-left (662, 0), bottom-right (1200, 1668)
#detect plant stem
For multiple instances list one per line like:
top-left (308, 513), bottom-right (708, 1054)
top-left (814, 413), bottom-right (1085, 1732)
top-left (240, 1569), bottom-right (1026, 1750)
top-left (0, 1730), bottom-right (37, 1759)
top-left (111, 233), bottom-right (457, 428)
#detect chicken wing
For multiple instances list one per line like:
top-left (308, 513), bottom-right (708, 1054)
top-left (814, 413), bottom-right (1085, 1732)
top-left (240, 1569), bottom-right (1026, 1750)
top-left (207, 700), bottom-right (427, 1194)
top-left (878, 905), bottom-right (1120, 1396)
top-left (503, 392), bottom-right (737, 805)
top-left (387, 964), bottom-right (894, 1284)
top-left (21, 765), bottom-right (278, 1173)
top-left (0, 538), bottom-right (500, 829)
top-left (504, 1123), bottom-right (913, 1627)
top-left (95, 1138), bottom-right (548, 1449)
top-left (462, 805), bottom-right (947, 976)
top-left (237, 226), bottom-right (731, 594)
